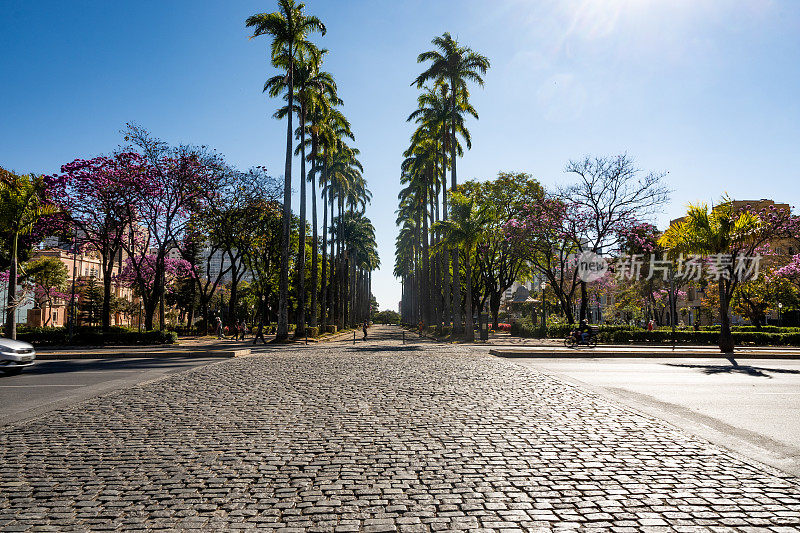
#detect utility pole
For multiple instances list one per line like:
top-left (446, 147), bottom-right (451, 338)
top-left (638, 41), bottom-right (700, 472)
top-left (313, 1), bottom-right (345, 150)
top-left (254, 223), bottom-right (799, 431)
top-left (68, 231), bottom-right (78, 343)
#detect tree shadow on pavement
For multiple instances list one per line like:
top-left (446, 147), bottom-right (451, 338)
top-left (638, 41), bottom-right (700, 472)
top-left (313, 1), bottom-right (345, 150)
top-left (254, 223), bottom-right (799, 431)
top-left (343, 345), bottom-right (423, 353)
top-left (666, 362), bottom-right (800, 378)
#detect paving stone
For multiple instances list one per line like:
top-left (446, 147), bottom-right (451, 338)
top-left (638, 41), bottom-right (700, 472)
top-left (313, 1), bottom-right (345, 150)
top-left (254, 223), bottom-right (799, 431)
top-left (1, 330), bottom-right (799, 530)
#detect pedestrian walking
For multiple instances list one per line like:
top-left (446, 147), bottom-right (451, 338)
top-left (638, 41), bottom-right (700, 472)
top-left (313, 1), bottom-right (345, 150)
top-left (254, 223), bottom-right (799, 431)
top-left (362, 320), bottom-right (368, 340)
top-left (215, 315), bottom-right (225, 339)
top-left (237, 320), bottom-right (247, 341)
top-left (253, 321), bottom-right (267, 345)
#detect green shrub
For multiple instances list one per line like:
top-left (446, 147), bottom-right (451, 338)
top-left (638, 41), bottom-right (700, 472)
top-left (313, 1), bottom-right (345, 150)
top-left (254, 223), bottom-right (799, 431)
top-left (325, 325), bottom-right (337, 334)
top-left (17, 326), bottom-right (177, 347)
top-left (306, 326), bottom-right (319, 338)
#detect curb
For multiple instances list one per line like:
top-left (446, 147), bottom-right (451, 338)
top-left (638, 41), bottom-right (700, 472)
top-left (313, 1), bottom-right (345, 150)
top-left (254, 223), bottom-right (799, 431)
top-left (490, 348), bottom-right (800, 359)
top-left (36, 348), bottom-right (252, 360)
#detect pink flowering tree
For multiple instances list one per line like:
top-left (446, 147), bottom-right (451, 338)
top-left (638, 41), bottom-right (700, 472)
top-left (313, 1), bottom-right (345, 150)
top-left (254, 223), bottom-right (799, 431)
top-left (614, 221), bottom-right (688, 326)
top-left (560, 155), bottom-right (670, 321)
top-left (120, 124), bottom-right (225, 331)
top-left (775, 254), bottom-right (800, 289)
top-left (49, 152), bottom-right (149, 331)
top-left (505, 196), bottom-right (583, 324)
top-left (117, 255), bottom-right (196, 291)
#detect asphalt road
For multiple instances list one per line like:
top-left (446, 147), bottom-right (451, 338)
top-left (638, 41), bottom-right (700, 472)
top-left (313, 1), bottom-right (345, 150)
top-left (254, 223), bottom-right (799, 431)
top-left (0, 356), bottom-right (223, 426)
top-left (510, 356), bottom-right (800, 476)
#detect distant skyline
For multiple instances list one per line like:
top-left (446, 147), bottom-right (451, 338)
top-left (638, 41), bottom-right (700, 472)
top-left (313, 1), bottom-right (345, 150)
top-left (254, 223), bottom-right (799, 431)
top-left (2, 0), bottom-right (799, 311)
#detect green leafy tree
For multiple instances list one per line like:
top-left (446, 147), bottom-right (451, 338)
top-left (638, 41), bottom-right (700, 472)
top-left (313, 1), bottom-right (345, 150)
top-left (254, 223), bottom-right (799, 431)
top-left (78, 277), bottom-right (103, 327)
top-left (25, 256), bottom-right (68, 327)
top-left (460, 172), bottom-right (545, 328)
top-left (660, 199), bottom-right (798, 354)
top-left (373, 309), bottom-right (400, 324)
top-left (733, 271), bottom-right (797, 328)
top-left (0, 168), bottom-right (58, 339)
top-left (433, 192), bottom-right (490, 341)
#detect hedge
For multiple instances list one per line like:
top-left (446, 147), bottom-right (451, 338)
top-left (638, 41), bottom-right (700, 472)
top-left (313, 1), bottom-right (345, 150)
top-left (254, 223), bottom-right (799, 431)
top-left (701, 325), bottom-right (800, 333)
top-left (306, 326), bottom-right (319, 338)
top-left (599, 330), bottom-right (800, 346)
top-left (325, 325), bottom-right (337, 334)
top-left (16, 326), bottom-right (177, 347)
top-left (509, 322), bottom-right (636, 339)
top-left (508, 321), bottom-right (800, 346)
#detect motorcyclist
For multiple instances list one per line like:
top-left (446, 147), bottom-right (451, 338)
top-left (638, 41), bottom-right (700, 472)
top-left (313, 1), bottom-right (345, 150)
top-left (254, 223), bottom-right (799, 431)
top-left (578, 319), bottom-right (592, 343)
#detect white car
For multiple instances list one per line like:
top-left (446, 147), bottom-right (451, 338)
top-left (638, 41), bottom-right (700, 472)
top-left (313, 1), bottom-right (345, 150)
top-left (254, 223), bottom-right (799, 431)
top-left (0, 337), bottom-right (36, 375)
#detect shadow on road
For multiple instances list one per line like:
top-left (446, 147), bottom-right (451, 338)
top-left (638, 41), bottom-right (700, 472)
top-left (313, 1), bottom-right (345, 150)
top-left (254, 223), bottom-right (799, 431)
top-left (343, 345), bottom-right (422, 353)
top-left (1, 357), bottom-right (215, 378)
top-left (666, 362), bottom-right (800, 378)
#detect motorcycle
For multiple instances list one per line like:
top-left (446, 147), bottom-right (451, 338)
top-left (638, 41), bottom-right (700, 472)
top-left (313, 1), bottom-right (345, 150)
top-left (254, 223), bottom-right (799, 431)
top-left (564, 328), bottom-right (598, 348)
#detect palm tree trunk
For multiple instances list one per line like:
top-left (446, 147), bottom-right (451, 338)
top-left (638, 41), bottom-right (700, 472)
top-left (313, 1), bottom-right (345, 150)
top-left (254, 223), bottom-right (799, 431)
top-left (5, 233), bottom-right (19, 339)
top-left (277, 57), bottom-right (294, 341)
top-left (464, 249), bottom-right (474, 342)
top-left (309, 137), bottom-right (319, 329)
top-left (450, 89), bottom-right (462, 334)
top-left (328, 189), bottom-right (335, 329)
top-left (320, 179), bottom-right (328, 328)
top-left (421, 188), bottom-right (430, 326)
top-left (719, 279), bottom-right (735, 355)
top-left (296, 99), bottom-right (307, 337)
top-left (336, 197), bottom-right (344, 330)
top-left (441, 135), bottom-right (450, 331)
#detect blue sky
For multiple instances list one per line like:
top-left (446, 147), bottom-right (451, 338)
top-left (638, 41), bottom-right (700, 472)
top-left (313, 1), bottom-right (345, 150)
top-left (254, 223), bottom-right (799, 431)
top-left (2, 0), bottom-right (799, 311)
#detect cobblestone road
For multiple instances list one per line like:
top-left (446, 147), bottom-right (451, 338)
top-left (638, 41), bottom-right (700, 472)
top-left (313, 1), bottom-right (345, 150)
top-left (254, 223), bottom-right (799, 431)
top-left (1, 326), bottom-right (799, 531)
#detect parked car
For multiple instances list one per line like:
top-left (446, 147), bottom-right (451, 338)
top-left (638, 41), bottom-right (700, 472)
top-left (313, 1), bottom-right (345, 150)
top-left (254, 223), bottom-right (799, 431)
top-left (0, 337), bottom-right (36, 375)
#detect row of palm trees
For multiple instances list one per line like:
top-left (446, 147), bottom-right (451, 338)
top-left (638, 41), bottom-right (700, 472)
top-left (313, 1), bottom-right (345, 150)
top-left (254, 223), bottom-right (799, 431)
top-left (247, 0), bottom-right (377, 340)
top-left (394, 33), bottom-right (490, 341)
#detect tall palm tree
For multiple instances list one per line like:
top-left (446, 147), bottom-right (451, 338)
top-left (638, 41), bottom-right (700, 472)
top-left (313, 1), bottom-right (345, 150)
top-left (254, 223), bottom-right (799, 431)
top-left (413, 33), bottom-right (489, 333)
top-left (315, 110), bottom-right (352, 329)
top-left (332, 211), bottom-right (379, 325)
top-left (270, 50), bottom-right (337, 335)
top-left (246, 0), bottom-right (325, 341)
top-left (301, 71), bottom-right (340, 330)
top-left (401, 140), bottom-right (440, 327)
top-left (433, 192), bottom-right (489, 342)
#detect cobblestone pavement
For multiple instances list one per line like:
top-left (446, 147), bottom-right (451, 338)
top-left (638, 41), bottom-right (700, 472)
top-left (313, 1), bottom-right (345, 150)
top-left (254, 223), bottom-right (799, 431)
top-left (2, 326), bottom-right (799, 532)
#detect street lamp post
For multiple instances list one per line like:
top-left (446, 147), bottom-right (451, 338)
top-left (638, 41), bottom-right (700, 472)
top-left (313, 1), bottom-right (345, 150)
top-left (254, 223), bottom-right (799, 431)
top-left (68, 233), bottom-right (78, 343)
top-left (540, 281), bottom-right (547, 338)
top-left (778, 302), bottom-right (783, 326)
